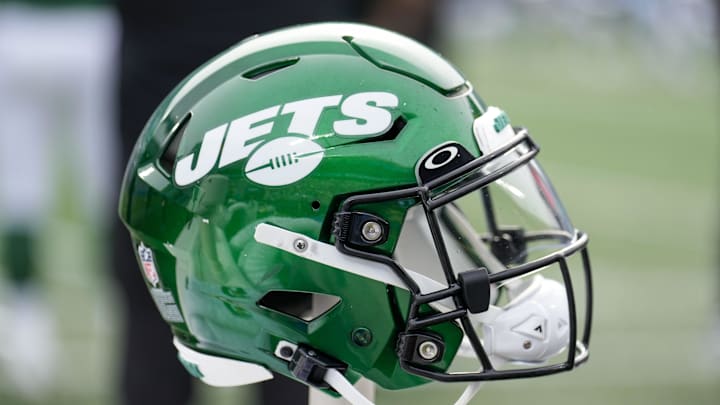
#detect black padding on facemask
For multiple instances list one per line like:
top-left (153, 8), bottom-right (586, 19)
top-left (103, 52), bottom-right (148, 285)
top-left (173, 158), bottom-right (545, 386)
top-left (457, 268), bottom-right (491, 314)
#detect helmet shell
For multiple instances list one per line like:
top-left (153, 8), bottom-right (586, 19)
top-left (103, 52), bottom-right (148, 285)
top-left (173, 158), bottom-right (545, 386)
top-left (120, 23), bottom-right (487, 390)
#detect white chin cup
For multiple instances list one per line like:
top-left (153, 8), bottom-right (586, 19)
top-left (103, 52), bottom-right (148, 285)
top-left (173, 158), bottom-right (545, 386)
top-left (481, 275), bottom-right (570, 363)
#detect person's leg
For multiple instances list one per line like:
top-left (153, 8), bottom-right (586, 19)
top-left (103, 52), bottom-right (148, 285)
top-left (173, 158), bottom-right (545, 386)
top-left (66, 8), bottom-right (120, 230)
top-left (0, 7), bottom-right (55, 241)
top-left (0, 5), bottom-right (58, 397)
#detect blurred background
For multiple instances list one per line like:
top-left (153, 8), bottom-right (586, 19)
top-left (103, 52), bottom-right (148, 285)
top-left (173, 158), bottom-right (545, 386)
top-left (0, 0), bottom-right (717, 404)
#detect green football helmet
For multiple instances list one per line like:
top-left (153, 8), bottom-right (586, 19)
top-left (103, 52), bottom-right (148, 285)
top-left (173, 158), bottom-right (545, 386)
top-left (119, 22), bottom-right (593, 404)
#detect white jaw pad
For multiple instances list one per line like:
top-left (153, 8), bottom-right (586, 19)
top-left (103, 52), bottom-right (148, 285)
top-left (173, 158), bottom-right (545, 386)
top-left (174, 338), bottom-right (273, 387)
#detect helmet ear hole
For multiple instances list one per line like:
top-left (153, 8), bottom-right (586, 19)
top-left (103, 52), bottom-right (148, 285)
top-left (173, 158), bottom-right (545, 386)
top-left (258, 290), bottom-right (341, 322)
top-left (311, 200), bottom-right (321, 211)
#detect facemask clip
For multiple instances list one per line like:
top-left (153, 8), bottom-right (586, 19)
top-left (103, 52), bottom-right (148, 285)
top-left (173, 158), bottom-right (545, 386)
top-left (397, 331), bottom-right (445, 365)
top-left (457, 268), bottom-right (491, 314)
top-left (333, 212), bottom-right (389, 247)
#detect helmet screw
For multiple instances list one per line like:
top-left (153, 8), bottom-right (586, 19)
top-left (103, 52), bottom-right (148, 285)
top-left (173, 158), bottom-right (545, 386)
top-left (523, 340), bottom-right (532, 350)
top-left (279, 346), bottom-right (294, 359)
top-left (361, 221), bottom-right (383, 242)
top-left (293, 238), bottom-right (308, 252)
top-left (351, 327), bottom-right (373, 347)
top-left (418, 340), bottom-right (439, 361)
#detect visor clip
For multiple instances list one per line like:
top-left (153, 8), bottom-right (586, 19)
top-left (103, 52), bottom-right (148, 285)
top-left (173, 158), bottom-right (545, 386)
top-left (457, 268), bottom-right (491, 314)
top-left (288, 345), bottom-right (348, 389)
top-left (489, 227), bottom-right (527, 265)
top-left (397, 332), bottom-right (445, 364)
top-left (333, 212), bottom-right (389, 247)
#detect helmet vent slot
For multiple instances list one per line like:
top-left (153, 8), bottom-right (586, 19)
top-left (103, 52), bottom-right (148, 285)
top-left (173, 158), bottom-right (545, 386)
top-left (258, 290), bottom-right (341, 322)
top-left (242, 57), bottom-right (300, 80)
top-left (347, 115), bottom-right (406, 145)
top-left (159, 112), bottom-right (191, 174)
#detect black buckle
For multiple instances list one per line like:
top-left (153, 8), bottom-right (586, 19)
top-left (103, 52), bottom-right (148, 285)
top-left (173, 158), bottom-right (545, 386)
top-left (288, 345), bottom-right (347, 389)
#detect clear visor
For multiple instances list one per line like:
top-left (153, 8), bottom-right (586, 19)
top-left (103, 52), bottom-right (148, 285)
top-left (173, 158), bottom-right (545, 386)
top-left (395, 158), bottom-right (576, 293)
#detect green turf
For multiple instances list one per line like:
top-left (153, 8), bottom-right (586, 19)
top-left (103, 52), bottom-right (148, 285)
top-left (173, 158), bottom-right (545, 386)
top-left (1, 30), bottom-right (718, 405)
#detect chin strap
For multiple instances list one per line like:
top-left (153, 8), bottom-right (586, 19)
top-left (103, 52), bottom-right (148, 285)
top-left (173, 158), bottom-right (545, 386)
top-left (322, 366), bottom-right (488, 405)
top-left (323, 368), bottom-right (375, 405)
top-left (454, 382), bottom-right (485, 405)
top-left (292, 342), bottom-right (486, 405)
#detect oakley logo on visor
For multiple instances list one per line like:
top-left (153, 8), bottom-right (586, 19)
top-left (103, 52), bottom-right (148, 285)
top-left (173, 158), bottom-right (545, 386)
top-left (416, 142), bottom-right (474, 184)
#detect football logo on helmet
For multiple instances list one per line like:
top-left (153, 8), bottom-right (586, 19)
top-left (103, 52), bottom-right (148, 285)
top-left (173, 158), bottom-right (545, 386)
top-left (244, 136), bottom-right (324, 187)
top-left (173, 91), bottom-right (398, 187)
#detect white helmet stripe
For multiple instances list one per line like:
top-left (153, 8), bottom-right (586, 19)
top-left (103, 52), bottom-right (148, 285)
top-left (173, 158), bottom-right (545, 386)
top-left (254, 223), bottom-right (449, 297)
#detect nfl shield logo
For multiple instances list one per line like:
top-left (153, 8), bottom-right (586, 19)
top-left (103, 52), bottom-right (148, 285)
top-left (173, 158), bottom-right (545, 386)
top-left (138, 242), bottom-right (160, 287)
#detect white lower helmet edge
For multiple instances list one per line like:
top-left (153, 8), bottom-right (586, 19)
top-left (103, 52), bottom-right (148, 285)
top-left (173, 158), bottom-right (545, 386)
top-left (173, 337), bottom-right (274, 387)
